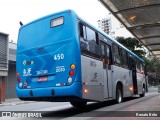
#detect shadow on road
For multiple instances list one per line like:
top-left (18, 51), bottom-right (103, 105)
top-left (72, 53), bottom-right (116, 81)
top-left (42, 96), bottom-right (139, 118)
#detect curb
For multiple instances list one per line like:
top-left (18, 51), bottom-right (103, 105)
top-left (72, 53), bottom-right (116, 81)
top-left (0, 101), bottom-right (35, 107)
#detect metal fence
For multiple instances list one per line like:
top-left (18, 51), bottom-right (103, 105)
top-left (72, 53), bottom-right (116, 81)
top-left (0, 32), bottom-right (8, 76)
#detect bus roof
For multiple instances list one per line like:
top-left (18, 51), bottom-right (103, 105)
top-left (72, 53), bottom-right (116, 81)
top-left (19, 9), bottom-right (72, 31)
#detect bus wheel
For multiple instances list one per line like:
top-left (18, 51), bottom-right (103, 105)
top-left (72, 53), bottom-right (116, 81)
top-left (140, 87), bottom-right (145, 97)
top-left (116, 85), bottom-right (123, 103)
top-left (70, 101), bottom-right (87, 108)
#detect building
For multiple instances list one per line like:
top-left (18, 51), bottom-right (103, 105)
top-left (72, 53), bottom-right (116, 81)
top-left (7, 42), bottom-right (16, 99)
top-left (98, 17), bottom-right (111, 35)
top-left (0, 32), bottom-right (8, 102)
top-left (97, 13), bottom-right (133, 38)
top-left (0, 32), bottom-right (17, 102)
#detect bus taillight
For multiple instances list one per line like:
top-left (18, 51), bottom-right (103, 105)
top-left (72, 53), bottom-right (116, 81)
top-left (17, 77), bottom-right (21, 82)
top-left (69, 71), bottom-right (74, 76)
top-left (129, 86), bottom-right (133, 91)
top-left (83, 89), bottom-right (89, 94)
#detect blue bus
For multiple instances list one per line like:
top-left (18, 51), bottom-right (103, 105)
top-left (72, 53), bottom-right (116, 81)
top-left (16, 10), bottom-right (147, 107)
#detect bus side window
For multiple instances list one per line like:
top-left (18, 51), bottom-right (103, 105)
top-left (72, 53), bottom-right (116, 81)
top-left (79, 22), bottom-right (86, 39)
top-left (140, 62), bottom-right (144, 74)
top-left (79, 23), bottom-right (88, 54)
top-left (128, 54), bottom-right (132, 70)
top-left (121, 50), bottom-right (128, 68)
top-left (126, 52), bottom-right (128, 68)
top-left (106, 45), bottom-right (111, 70)
top-left (136, 60), bottom-right (141, 73)
top-left (96, 32), bottom-right (99, 45)
top-left (113, 44), bottom-right (121, 66)
top-left (101, 42), bottom-right (111, 69)
top-left (79, 22), bottom-right (100, 59)
top-left (101, 44), bottom-right (106, 69)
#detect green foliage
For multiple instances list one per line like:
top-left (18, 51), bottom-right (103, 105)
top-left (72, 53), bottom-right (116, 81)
top-left (143, 57), bottom-right (160, 73)
top-left (143, 57), bottom-right (160, 85)
top-left (116, 37), bottom-right (146, 58)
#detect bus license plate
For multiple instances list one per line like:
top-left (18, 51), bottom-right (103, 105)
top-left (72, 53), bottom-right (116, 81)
top-left (38, 76), bottom-right (48, 82)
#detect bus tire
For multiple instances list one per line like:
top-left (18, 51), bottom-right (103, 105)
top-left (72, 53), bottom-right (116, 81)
top-left (140, 86), bottom-right (145, 97)
top-left (116, 85), bottom-right (123, 103)
top-left (70, 101), bottom-right (87, 108)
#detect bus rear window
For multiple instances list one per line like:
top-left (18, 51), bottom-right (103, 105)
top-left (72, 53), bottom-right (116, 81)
top-left (50, 17), bottom-right (64, 27)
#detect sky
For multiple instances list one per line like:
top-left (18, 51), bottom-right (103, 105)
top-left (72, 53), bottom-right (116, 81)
top-left (0, 0), bottom-right (110, 43)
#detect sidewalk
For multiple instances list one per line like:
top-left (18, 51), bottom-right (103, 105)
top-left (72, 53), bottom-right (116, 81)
top-left (0, 98), bottom-right (35, 107)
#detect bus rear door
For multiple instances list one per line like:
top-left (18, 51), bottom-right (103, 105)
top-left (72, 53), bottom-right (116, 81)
top-left (129, 57), bottom-right (138, 94)
top-left (101, 42), bottom-right (113, 99)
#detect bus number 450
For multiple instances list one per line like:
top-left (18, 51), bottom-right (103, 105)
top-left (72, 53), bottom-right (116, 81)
top-left (54, 54), bottom-right (64, 60)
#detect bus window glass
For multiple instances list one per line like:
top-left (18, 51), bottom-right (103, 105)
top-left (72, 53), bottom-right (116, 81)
top-left (79, 23), bottom-right (84, 38)
top-left (79, 23), bottom-right (87, 40)
top-left (125, 52), bottom-right (128, 68)
top-left (136, 60), bottom-right (141, 73)
top-left (101, 44), bottom-right (105, 57)
top-left (140, 63), bottom-right (144, 74)
top-left (113, 45), bottom-right (121, 65)
top-left (122, 50), bottom-right (128, 68)
top-left (128, 54), bottom-right (133, 70)
top-left (79, 23), bottom-right (100, 59)
top-left (86, 27), bottom-right (96, 42)
top-left (101, 43), bottom-right (107, 68)
top-left (107, 47), bottom-right (110, 58)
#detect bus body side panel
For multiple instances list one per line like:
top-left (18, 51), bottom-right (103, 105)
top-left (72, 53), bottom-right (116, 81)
top-left (81, 55), bottom-right (105, 101)
top-left (137, 73), bottom-right (145, 94)
top-left (112, 65), bottom-right (133, 98)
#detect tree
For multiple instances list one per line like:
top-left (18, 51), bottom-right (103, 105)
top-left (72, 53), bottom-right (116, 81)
top-left (143, 57), bottom-right (160, 85)
top-left (116, 37), bottom-right (146, 58)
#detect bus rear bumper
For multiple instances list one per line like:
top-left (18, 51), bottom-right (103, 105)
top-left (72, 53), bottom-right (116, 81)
top-left (16, 82), bottom-right (82, 101)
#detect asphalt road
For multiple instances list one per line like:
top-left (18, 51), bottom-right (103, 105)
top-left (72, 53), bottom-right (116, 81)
top-left (0, 87), bottom-right (159, 120)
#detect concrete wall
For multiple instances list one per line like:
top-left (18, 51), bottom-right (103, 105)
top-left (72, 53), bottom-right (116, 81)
top-left (0, 32), bottom-right (17, 100)
top-left (0, 77), bottom-right (6, 102)
top-left (6, 63), bottom-right (16, 99)
top-left (5, 42), bottom-right (17, 99)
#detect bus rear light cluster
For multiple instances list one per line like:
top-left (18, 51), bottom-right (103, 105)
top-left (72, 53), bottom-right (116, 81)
top-left (67, 64), bottom-right (76, 84)
top-left (69, 64), bottom-right (76, 77)
top-left (16, 72), bottom-right (21, 82)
